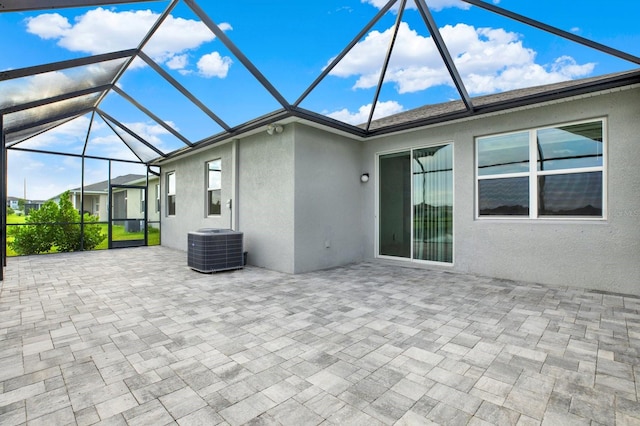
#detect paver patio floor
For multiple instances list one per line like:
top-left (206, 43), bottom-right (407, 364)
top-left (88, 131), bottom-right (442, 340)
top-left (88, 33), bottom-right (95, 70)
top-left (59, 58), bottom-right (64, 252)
top-left (0, 246), bottom-right (639, 425)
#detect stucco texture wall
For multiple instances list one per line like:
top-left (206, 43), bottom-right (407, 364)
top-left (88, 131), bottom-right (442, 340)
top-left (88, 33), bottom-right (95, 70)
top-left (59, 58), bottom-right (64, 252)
top-left (237, 130), bottom-right (296, 273)
top-left (159, 88), bottom-right (638, 295)
top-left (293, 124), bottom-right (365, 273)
top-left (160, 142), bottom-right (233, 252)
top-left (362, 88), bottom-right (640, 295)
top-left (160, 124), bottom-right (364, 275)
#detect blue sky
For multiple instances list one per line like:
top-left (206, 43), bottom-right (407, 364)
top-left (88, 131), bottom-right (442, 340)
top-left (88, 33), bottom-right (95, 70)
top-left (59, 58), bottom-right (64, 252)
top-left (1, 0), bottom-right (638, 200)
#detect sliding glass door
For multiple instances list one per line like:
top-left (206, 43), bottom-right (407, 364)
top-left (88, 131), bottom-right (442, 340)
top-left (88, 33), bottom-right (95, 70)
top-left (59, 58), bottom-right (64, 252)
top-left (379, 152), bottom-right (412, 258)
top-left (379, 144), bottom-right (453, 263)
top-left (413, 145), bottom-right (453, 262)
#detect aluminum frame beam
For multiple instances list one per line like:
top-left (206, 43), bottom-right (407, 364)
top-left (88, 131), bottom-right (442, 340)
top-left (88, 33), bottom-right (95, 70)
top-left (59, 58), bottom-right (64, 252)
top-left (366, 0), bottom-right (408, 131)
top-left (0, 114), bottom-right (5, 278)
top-left (9, 146), bottom-right (146, 164)
top-left (0, 0), bottom-right (166, 13)
top-left (97, 109), bottom-right (167, 159)
top-left (2, 0), bottom-right (640, 168)
top-left (137, 51), bottom-right (231, 131)
top-left (461, 0), bottom-right (640, 65)
top-left (5, 116), bottom-right (83, 149)
top-left (112, 85), bottom-right (194, 147)
top-left (0, 85), bottom-right (111, 115)
top-left (81, 111), bottom-right (96, 156)
top-left (415, 0), bottom-right (473, 111)
top-left (93, 0), bottom-right (179, 109)
top-left (0, 50), bottom-right (136, 82)
top-left (294, 0), bottom-right (399, 107)
top-left (184, 0), bottom-right (291, 110)
top-left (4, 107), bottom-right (94, 138)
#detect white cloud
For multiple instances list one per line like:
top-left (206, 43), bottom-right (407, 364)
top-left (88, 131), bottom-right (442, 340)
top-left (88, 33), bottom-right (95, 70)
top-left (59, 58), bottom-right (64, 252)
top-left (15, 116), bottom-right (91, 151)
top-left (465, 56), bottom-right (595, 93)
top-left (88, 133), bottom-right (134, 158)
top-left (362, 0), bottom-right (470, 11)
top-left (166, 54), bottom-right (188, 70)
top-left (124, 122), bottom-right (171, 145)
top-left (25, 8), bottom-right (233, 75)
top-left (0, 63), bottom-right (122, 105)
top-left (197, 52), bottom-right (233, 78)
top-left (23, 12), bottom-right (71, 39)
top-left (327, 100), bottom-right (404, 125)
top-left (89, 133), bottom-right (148, 162)
top-left (82, 121), bottom-right (170, 162)
top-left (330, 22), bottom-right (595, 96)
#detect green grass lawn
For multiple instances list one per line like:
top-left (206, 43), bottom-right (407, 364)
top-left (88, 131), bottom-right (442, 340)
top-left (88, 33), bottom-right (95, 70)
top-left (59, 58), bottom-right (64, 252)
top-left (7, 214), bottom-right (26, 225)
top-left (95, 225), bottom-right (160, 249)
top-left (6, 214), bottom-right (160, 256)
top-left (6, 214), bottom-right (27, 256)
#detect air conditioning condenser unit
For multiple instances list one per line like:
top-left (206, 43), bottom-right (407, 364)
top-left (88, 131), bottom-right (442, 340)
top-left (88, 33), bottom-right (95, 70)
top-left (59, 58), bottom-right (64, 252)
top-left (188, 229), bottom-right (244, 273)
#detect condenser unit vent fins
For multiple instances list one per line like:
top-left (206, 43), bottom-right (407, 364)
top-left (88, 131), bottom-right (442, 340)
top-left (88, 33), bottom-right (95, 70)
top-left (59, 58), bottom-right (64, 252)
top-left (187, 229), bottom-right (244, 273)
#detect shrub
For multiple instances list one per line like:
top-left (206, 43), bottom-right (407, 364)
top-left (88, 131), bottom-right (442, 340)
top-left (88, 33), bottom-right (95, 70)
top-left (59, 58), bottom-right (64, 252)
top-left (9, 200), bottom-right (59, 255)
top-left (8, 191), bottom-right (105, 255)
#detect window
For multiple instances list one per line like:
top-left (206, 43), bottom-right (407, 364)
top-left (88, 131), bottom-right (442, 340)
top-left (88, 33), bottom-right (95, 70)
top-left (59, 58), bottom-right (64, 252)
top-left (476, 119), bottom-right (605, 219)
top-left (207, 159), bottom-right (221, 216)
top-left (166, 172), bottom-right (176, 216)
top-left (140, 189), bottom-right (145, 213)
top-left (155, 184), bottom-right (160, 213)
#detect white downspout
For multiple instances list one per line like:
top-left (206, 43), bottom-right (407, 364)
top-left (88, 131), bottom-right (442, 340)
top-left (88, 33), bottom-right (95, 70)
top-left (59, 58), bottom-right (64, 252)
top-left (231, 139), bottom-right (239, 231)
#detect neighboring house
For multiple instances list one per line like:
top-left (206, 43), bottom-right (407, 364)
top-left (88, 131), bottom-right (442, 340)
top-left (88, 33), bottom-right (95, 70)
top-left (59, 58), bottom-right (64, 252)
top-left (113, 175), bottom-right (160, 228)
top-left (23, 200), bottom-right (45, 215)
top-left (61, 174), bottom-right (160, 223)
top-left (157, 72), bottom-right (640, 296)
top-left (7, 197), bottom-right (20, 211)
top-left (6, 196), bottom-right (45, 214)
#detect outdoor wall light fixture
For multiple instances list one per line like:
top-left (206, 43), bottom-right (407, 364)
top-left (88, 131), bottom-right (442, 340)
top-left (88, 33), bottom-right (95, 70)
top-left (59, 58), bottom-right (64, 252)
top-left (360, 173), bottom-right (369, 183)
top-left (266, 123), bottom-right (284, 135)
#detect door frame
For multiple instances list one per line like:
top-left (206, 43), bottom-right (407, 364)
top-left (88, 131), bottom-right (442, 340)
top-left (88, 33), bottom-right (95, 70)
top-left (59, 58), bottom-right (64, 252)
top-left (375, 142), bottom-right (455, 265)
top-left (108, 184), bottom-right (148, 249)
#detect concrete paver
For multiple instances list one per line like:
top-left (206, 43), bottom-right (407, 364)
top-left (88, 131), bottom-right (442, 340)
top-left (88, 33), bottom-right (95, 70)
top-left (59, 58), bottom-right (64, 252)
top-left (1, 246), bottom-right (639, 425)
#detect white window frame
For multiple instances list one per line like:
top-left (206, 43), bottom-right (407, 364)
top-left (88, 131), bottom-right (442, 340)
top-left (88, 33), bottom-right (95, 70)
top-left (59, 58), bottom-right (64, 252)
top-left (476, 118), bottom-right (607, 220)
top-left (206, 159), bottom-right (222, 216)
top-left (155, 184), bottom-right (160, 213)
top-left (166, 172), bottom-right (176, 217)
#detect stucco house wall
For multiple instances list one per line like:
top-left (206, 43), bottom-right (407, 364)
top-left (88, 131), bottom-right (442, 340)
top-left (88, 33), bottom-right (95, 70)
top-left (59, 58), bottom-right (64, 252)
top-left (292, 124), bottom-right (364, 273)
top-left (159, 86), bottom-right (639, 295)
top-left (146, 176), bottom-right (161, 224)
top-left (159, 128), bottom-right (299, 273)
top-left (361, 87), bottom-right (640, 295)
top-left (160, 142), bottom-right (234, 252)
top-left (123, 176), bottom-right (161, 224)
top-left (72, 192), bottom-right (105, 219)
top-left (159, 124), bottom-right (365, 275)
top-left (236, 130), bottom-right (296, 273)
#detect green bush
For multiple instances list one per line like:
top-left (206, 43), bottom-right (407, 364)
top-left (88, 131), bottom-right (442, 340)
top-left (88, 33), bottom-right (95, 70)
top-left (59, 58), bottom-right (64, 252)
top-left (8, 191), bottom-right (105, 255)
top-left (9, 201), bottom-right (59, 255)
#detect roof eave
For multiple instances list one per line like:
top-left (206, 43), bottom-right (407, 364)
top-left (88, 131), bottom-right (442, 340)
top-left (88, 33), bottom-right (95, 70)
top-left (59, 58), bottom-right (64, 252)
top-left (366, 70), bottom-right (640, 137)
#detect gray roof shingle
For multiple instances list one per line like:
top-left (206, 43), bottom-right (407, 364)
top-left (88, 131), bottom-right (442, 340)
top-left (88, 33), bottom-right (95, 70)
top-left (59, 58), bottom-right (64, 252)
top-left (367, 69), bottom-right (640, 131)
top-left (71, 174), bottom-right (146, 193)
